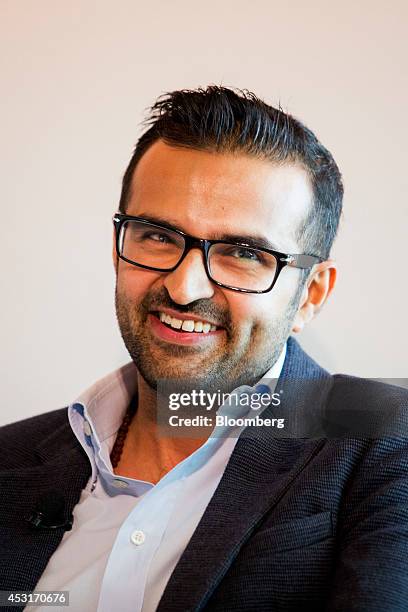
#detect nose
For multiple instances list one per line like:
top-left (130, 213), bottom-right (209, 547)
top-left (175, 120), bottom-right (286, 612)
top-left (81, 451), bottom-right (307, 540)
top-left (163, 248), bottom-right (215, 305)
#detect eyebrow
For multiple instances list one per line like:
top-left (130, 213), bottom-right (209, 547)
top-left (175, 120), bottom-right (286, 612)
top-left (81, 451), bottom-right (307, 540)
top-left (135, 213), bottom-right (284, 252)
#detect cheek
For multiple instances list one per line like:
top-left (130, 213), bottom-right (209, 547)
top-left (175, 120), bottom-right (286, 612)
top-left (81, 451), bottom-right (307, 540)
top-left (117, 265), bottom-right (162, 298)
top-left (227, 285), bottom-right (293, 329)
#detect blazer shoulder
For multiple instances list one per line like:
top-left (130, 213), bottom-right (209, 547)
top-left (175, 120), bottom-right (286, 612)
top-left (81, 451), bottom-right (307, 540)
top-left (331, 373), bottom-right (408, 404)
top-left (0, 407), bottom-right (70, 468)
top-left (327, 374), bottom-right (408, 438)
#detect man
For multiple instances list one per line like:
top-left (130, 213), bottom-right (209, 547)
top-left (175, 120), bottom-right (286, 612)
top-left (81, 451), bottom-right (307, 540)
top-left (1, 86), bottom-right (407, 612)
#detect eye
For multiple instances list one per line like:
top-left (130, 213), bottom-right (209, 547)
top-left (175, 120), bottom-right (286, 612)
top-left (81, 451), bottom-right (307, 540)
top-left (230, 247), bottom-right (264, 262)
top-left (143, 231), bottom-right (173, 244)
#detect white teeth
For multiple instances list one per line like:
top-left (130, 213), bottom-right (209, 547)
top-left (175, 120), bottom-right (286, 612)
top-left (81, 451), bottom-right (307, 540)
top-left (181, 320), bottom-right (195, 332)
top-left (170, 317), bottom-right (182, 329)
top-left (157, 311), bottom-right (218, 333)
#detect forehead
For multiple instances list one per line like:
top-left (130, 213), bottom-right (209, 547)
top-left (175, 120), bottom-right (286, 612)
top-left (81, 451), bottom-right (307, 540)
top-left (127, 140), bottom-right (312, 252)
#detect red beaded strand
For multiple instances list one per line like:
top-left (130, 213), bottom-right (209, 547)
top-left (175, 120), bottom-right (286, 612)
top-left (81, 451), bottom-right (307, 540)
top-left (110, 397), bottom-right (137, 469)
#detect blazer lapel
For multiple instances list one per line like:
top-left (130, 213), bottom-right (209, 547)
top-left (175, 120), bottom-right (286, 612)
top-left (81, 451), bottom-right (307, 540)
top-left (157, 337), bottom-right (332, 612)
top-left (0, 417), bottom-right (91, 591)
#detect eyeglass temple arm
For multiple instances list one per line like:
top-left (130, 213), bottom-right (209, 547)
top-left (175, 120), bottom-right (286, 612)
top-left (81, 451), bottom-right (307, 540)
top-left (280, 254), bottom-right (323, 269)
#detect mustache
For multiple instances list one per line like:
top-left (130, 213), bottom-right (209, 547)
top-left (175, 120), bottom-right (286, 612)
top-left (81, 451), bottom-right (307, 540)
top-left (141, 290), bottom-right (231, 330)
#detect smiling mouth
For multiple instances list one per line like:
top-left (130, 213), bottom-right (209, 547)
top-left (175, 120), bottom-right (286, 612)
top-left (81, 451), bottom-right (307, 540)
top-left (150, 311), bottom-right (221, 334)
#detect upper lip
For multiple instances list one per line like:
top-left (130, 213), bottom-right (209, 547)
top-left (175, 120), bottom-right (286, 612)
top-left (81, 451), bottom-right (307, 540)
top-left (151, 307), bottom-right (223, 328)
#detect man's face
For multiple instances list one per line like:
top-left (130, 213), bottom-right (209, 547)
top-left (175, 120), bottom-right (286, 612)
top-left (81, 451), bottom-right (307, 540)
top-left (114, 140), bottom-right (312, 391)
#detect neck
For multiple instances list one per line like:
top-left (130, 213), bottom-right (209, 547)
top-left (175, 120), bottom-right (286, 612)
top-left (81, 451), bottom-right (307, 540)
top-left (113, 373), bottom-right (209, 483)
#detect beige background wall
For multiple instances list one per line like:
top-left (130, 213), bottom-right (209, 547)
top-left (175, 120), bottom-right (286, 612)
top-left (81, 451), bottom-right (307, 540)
top-left (1, 0), bottom-right (407, 425)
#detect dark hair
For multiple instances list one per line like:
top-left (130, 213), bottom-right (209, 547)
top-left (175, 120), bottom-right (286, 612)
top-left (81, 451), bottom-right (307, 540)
top-left (119, 85), bottom-right (343, 259)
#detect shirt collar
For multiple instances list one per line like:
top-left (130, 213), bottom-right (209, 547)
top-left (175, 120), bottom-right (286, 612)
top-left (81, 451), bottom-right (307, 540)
top-left (68, 343), bottom-right (286, 492)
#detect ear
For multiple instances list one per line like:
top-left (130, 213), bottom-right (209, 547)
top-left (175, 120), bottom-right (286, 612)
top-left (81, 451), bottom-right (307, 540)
top-left (291, 260), bottom-right (337, 333)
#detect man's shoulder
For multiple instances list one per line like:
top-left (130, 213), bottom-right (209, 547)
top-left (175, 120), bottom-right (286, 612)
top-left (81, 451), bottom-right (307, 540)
top-left (327, 373), bottom-right (408, 438)
top-left (0, 406), bottom-right (70, 437)
top-left (331, 373), bottom-right (408, 404)
top-left (287, 339), bottom-right (408, 436)
top-left (286, 337), bottom-right (407, 402)
top-left (0, 407), bottom-right (71, 469)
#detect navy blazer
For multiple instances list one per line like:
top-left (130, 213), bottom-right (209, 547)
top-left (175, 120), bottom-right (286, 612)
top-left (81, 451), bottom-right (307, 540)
top-left (1, 337), bottom-right (408, 612)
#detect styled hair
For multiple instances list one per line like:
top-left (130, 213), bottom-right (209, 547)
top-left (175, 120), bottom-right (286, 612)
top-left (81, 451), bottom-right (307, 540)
top-left (119, 85), bottom-right (343, 259)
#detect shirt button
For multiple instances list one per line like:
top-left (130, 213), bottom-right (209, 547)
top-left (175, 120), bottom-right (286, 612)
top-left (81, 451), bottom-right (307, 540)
top-left (112, 479), bottom-right (129, 489)
top-left (130, 530), bottom-right (145, 546)
top-left (83, 420), bottom-right (92, 436)
top-left (254, 384), bottom-right (271, 395)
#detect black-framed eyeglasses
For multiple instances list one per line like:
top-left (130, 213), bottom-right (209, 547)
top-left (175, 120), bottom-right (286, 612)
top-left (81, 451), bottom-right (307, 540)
top-left (112, 213), bottom-right (323, 294)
